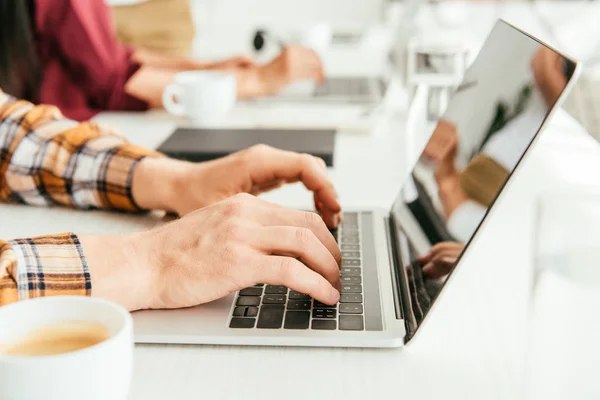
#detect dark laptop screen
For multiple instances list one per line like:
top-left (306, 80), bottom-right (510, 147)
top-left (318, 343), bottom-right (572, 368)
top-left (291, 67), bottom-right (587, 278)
top-left (390, 20), bottom-right (578, 339)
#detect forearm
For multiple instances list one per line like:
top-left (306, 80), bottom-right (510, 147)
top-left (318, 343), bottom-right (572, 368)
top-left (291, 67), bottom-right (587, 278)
top-left (132, 48), bottom-right (207, 71)
top-left (130, 156), bottom-right (191, 213)
top-left (125, 66), bottom-right (179, 108)
top-left (125, 64), bottom-right (272, 105)
top-left (78, 231), bottom-right (158, 311)
top-left (0, 91), bottom-right (159, 211)
top-left (0, 231), bottom-right (161, 311)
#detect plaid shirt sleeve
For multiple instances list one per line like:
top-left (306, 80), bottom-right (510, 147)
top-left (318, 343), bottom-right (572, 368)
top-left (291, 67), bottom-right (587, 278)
top-left (0, 234), bottom-right (90, 306)
top-left (0, 90), bottom-right (161, 306)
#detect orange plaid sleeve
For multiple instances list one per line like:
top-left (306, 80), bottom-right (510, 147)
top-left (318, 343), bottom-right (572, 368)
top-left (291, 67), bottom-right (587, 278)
top-left (0, 90), bottom-right (161, 210)
top-left (0, 90), bottom-right (162, 305)
top-left (0, 234), bottom-right (90, 306)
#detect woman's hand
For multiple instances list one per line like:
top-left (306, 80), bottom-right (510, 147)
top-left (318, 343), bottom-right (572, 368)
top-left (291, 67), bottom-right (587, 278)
top-left (235, 46), bottom-right (324, 98)
top-left (132, 145), bottom-right (342, 228)
top-left (82, 194), bottom-right (342, 311)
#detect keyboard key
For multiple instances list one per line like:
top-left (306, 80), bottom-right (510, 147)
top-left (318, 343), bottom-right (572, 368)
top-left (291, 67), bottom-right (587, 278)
top-left (341, 267), bottom-right (361, 276)
top-left (312, 319), bottom-right (337, 330)
top-left (262, 295), bottom-right (286, 304)
top-left (289, 291), bottom-right (311, 300)
top-left (339, 315), bottom-right (364, 331)
top-left (284, 311), bottom-right (310, 329)
top-left (245, 306), bottom-right (258, 317)
top-left (257, 305), bottom-right (285, 329)
top-left (341, 276), bottom-right (361, 284)
top-left (239, 287), bottom-right (263, 296)
top-left (229, 318), bottom-right (256, 329)
top-left (254, 284), bottom-right (264, 287)
top-left (237, 296), bottom-right (260, 306)
top-left (233, 307), bottom-right (246, 317)
top-left (287, 300), bottom-right (311, 310)
top-left (341, 244), bottom-right (360, 250)
top-left (340, 304), bottom-right (364, 314)
top-left (341, 284), bottom-right (362, 293)
top-left (313, 308), bottom-right (337, 319)
top-left (341, 237), bottom-right (359, 244)
top-left (313, 301), bottom-right (336, 309)
top-left (340, 294), bottom-right (363, 303)
top-left (342, 259), bottom-right (361, 266)
top-left (342, 251), bottom-right (360, 258)
top-left (265, 285), bottom-right (288, 295)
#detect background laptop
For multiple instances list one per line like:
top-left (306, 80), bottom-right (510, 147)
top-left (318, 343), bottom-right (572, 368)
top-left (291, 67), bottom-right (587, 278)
top-left (271, 76), bottom-right (388, 104)
top-left (132, 20), bottom-right (580, 348)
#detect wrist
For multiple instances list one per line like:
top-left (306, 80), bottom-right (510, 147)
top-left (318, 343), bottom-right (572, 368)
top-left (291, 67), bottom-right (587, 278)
top-left (79, 230), bottom-right (160, 311)
top-left (131, 157), bottom-right (192, 213)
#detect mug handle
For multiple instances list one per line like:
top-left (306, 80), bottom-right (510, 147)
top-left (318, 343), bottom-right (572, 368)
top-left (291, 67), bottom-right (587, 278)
top-left (162, 84), bottom-right (186, 116)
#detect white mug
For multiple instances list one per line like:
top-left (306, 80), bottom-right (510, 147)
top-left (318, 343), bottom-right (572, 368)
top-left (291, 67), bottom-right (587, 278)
top-left (162, 70), bottom-right (237, 123)
top-left (0, 296), bottom-right (134, 400)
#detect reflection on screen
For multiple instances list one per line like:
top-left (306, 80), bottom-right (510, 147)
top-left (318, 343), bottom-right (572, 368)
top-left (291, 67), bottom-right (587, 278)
top-left (391, 21), bottom-right (576, 336)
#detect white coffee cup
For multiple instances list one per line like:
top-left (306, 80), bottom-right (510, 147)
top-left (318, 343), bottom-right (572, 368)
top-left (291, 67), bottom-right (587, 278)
top-left (0, 296), bottom-right (134, 400)
top-left (162, 70), bottom-right (237, 123)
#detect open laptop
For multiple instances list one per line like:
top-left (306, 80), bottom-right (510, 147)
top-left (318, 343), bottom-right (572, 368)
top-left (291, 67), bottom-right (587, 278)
top-left (273, 76), bottom-right (388, 104)
top-left (133, 20), bottom-right (580, 347)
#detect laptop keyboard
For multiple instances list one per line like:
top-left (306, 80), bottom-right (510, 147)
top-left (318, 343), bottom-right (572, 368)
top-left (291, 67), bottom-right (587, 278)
top-left (229, 212), bottom-right (364, 331)
top-left (314, 78), bottom-right (373, 98)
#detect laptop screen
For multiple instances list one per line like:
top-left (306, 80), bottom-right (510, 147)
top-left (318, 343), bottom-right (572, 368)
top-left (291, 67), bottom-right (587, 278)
top-left (390, 20), bottom-right (578, 339)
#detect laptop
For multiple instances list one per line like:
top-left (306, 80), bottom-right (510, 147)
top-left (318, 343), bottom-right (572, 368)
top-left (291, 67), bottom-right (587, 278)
top-left (132, 20), bottom-right (580, 347)
top-left (275, 76), bottom-right (388, 104)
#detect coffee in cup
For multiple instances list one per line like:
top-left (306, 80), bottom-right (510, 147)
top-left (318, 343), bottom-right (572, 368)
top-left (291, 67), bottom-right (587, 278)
top-left (1, 320), bottom-right (109, 357)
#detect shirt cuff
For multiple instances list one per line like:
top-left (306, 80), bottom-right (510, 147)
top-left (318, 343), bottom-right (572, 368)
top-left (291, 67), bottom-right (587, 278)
top-left (0, 233), bottom-right (90, 306)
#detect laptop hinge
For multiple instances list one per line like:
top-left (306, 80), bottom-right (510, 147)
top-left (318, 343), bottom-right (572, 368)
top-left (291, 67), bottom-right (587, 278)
top-left (386, 214), bottom-right (418, 341)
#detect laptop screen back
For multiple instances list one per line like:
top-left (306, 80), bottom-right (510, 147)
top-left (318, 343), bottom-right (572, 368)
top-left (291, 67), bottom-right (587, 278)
top-left (390, 20), bottom-right (578, 339)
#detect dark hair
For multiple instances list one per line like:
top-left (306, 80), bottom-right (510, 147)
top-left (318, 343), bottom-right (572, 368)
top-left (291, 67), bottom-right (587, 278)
top-left (0, 0), bottom-right (40, 101)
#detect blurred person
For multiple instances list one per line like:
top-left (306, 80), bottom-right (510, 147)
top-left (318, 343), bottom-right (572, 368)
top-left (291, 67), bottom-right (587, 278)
top-left (0, 89), bottom-right (342, 310)
top-left (0, 0), bottom-right (323, 121)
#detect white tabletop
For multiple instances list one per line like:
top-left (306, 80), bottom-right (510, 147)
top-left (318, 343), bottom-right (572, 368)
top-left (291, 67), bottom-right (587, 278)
top-left (1, 2), bottom-right (598, 399)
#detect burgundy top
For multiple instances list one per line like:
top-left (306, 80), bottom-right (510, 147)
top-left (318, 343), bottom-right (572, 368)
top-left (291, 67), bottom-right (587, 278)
top-left (35, 0), bottom-right (148, 121)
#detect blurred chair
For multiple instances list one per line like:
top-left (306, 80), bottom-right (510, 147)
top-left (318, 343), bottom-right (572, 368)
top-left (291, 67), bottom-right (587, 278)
top-left (110, 0), bottom-right (195, 56)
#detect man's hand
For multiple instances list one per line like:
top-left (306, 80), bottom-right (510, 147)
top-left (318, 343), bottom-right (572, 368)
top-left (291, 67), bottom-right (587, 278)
top-left (132, 145), bottom-right (342, 228)
top-left (417, 241), bottom-right (465, 279)
top-left (81, 194), bottom-right (342, 311)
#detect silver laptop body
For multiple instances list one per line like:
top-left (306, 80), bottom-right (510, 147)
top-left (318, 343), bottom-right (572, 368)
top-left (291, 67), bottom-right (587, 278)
top-left (133, 20), bottom-right (580, 348)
